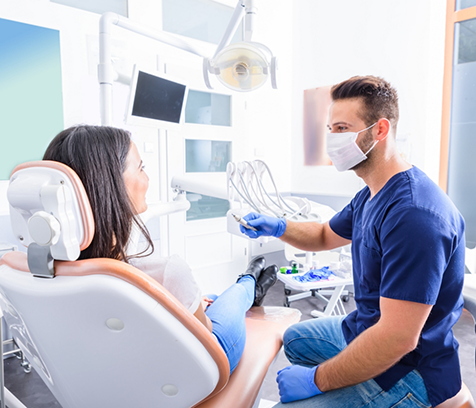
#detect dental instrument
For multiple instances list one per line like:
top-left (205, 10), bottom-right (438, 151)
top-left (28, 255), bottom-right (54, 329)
top-left (231, 213), bottom-right (257, 231)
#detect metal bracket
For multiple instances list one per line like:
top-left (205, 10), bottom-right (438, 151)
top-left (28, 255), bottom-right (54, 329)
top-left (27, 243), bottom-right (55, 278)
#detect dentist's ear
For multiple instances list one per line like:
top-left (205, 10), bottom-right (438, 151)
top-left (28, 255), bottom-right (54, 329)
top-left (376, 118), bottom-right (391, 141)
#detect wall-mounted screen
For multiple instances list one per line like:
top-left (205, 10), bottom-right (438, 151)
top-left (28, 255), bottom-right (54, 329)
top-left (125, 65), bottom-right (188, 130)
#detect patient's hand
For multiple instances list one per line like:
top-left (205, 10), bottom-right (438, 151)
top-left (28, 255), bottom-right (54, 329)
top-left (202, 296), bottom-right (214, 310)
top-left (194, 299), bottom-right (214, 333)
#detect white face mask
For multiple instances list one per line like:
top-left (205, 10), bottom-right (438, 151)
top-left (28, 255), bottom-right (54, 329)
top-left (326, 122), bottom-right (378, 172)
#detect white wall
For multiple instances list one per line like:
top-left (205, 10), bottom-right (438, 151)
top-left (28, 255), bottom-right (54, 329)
top-left (291, 0), bottom-right (447, 198)
top-left (240, 0), bottom-right (293, 193)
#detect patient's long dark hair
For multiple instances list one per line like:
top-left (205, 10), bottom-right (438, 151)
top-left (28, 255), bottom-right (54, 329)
top-left (43, 125), bottom-right (153, 262)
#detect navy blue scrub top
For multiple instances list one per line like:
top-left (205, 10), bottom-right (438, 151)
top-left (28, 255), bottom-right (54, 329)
top-left (329, 167), bottom-right (465, 407)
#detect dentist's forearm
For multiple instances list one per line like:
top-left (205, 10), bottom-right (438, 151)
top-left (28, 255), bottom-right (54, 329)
top-left (315, 298), bottom-right (432, 392)
top-left (314, 323), bottom-right (410, 392)
top-left (281, 221), bottom-right (350, 252)
top-left (280, 221), bottom-right (326, 251)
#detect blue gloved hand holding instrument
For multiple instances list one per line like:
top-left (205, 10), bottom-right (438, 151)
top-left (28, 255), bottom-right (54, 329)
top-left (231, 213), bottom-right (257, 231)
top-left (276, 365), bottom-right (323, 403)
top-left (238, 212), bottom-right (287, 239)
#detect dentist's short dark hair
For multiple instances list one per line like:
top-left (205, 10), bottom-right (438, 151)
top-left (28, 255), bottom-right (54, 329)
top-left (331, 76), bottom-right (399, 131)
top-left (43, 125), bottom-right (153, 262)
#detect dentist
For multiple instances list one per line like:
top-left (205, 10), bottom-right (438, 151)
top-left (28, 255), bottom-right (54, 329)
top-left (240, 76), bottom-right (465, 407)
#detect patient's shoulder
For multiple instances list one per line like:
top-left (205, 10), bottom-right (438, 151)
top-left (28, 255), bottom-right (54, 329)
top-left (129, 251), bottom-right (170, 280)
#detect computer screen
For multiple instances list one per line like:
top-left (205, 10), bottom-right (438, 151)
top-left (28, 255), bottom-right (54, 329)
top-left (125, 66), bottom-right (188, 130)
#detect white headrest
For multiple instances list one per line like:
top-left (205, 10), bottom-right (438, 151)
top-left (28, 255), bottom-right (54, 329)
top-left (7, 161), bottom-right (94, 262)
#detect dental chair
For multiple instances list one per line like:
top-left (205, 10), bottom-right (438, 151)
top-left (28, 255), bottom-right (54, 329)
top-left (0, 161), bottom-right (301, 408)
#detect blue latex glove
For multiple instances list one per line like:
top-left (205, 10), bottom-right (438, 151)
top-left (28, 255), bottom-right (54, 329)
top-left (276, 365), bottom-right (323, 403)
top-left (239, 212), bottom-right (287, 238)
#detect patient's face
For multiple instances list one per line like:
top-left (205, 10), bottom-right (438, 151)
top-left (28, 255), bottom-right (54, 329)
top-left (123, 142), bottom-right (149, 214)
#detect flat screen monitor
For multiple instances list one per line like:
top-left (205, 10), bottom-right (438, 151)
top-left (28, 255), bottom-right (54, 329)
top-left (125, 65), bottom-right (188, 130)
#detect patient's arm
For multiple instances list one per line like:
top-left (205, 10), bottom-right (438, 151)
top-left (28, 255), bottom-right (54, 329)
top-left (194, 302), bottom-right (213, 333)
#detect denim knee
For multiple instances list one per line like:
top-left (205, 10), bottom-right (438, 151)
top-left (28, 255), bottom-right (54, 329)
top-left (282, 318), bottom-right (347, 367)
top-left (283, 323), bottom-right (300, 347)
top-left (282, 322), bottom-right (319, 366)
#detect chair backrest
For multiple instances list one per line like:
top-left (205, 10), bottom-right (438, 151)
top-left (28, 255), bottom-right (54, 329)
top-left (0, 161), bottom-right (230, 408)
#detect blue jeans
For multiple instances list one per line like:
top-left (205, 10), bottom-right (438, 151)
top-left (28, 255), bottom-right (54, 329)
top-left (205, 275), bottom-right (254, 374)
top-left (273, 317), bottom-right (431, 408)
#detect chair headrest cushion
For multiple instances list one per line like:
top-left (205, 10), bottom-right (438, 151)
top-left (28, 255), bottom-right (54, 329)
top-left (8, 161), bottom-right (94, 261)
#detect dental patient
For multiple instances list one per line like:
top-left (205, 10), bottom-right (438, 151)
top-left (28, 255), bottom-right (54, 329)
top-left (43, 124), bottom-right (277, 374)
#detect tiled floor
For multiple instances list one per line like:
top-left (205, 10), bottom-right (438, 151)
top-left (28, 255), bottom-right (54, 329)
top-left (2, 277), bottom-right (476, 407)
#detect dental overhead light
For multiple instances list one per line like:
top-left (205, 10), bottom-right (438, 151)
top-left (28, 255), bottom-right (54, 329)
top-left (202, 0), bottom-right (278, 92)
top-left (204, 42), bottom-right (277, 92)
top-left (99, 0), bottom-right (276, 124)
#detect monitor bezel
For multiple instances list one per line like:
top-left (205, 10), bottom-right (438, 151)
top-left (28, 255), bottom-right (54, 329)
top-left (125, 64), bottom-right (189, 130)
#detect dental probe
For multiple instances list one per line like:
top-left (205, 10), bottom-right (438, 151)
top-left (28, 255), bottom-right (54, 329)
top-left (231, 213), bottom-right (257, 231)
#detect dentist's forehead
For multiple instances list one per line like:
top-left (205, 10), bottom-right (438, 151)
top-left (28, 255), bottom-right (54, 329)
top-left (327, 99), bottom-right (366, 128)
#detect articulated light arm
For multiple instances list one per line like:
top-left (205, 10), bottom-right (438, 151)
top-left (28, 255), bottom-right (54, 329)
top-left (171, 175), bottom-right (228, 201)
top-left (244, 0), bottom-right (257, 42)
top-left (126, 195), bottom-right (191, 256)
top-left (213, 0), bottom-right (248, 59)
top-left (98, 12), bottom-right (208, 126)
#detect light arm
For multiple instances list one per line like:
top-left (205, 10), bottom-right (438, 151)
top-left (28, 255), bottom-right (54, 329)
top-left (171, 174), bottom-right (228, 200)
top-left (211, 0), bottom-right (258, 53)
top-left (244, 0), bottom-right (256, 42)
top-left (212, 0), bottom-right (246, 59)
top-left (126, 194), bottom-right (191, 256)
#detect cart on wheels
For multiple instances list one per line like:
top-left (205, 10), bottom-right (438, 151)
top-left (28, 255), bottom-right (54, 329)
top-left (278, 272), bottom-right (353, 317)
top-left (279, 243), bottom-right (353, 318)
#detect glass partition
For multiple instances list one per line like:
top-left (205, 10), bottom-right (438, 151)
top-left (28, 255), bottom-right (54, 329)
top-left (185, 90), bottom-right (231, 127)
top-left (50, 0), bottom-right (128, 16)
top-left (456, 0), bottom-right (476, 10)
top-left (185, 140), bottom-right (231, 173)
top-left (447, 18), bottom-right (476, 247)
top-left (186, 192), bottom-right (229, 221)
top-left (455, 18), bottom-right (476, 63)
